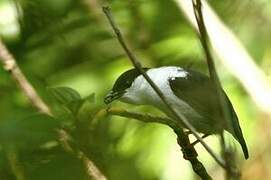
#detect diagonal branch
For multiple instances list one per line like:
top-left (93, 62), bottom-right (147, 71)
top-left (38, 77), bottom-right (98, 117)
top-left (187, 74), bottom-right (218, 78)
top-left (0, 38), bottom-right (107, 180)
top-left (106, 107), bottom-right (173, 126)
top-left (104, 107), bottom-right (212, 179)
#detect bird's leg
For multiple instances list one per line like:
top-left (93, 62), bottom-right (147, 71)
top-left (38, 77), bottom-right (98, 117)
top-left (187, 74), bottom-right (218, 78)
top-left (191, 134), bottom-right (210, 146)
top-left (184, 131), bottom-right (210, 146)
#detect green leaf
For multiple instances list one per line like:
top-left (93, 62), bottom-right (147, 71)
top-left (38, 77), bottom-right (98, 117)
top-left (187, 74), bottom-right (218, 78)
top-left (47, 87), bottom-right (81, 105)
top-left (47, 87), bottom-right (83, 114)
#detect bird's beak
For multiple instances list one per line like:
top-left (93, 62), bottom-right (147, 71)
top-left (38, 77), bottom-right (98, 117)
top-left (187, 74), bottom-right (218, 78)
top-left (104, 90), bottom-right (125, 104)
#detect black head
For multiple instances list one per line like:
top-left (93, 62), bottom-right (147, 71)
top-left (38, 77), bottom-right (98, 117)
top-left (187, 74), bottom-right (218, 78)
top-left (104, 68), bottom-right (148, 104)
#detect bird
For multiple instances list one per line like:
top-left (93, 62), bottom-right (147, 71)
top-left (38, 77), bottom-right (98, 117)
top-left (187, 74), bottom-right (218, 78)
top-left (104, 66), bottom-right (249, 159)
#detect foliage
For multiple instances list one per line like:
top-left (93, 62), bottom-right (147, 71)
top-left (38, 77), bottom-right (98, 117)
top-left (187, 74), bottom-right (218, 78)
top-left (0, 0), bottom-right (271, 179)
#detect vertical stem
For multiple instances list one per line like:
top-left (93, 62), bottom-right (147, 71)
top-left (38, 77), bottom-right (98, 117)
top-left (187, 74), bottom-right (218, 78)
top-left (192, 0), bottom-right (239, 177)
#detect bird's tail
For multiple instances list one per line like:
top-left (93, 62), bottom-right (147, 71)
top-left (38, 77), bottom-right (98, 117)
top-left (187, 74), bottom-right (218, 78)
top-left (232, 127), bottom-right (249, 159)
top-left (227, 101), bottom-right (249, 159)
top-left (221, 90), bottom-right (249, 159)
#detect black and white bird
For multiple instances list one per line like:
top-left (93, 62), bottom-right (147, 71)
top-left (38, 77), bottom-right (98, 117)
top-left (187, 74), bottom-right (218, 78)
top-left (104, 66), bottom-right (249, 159)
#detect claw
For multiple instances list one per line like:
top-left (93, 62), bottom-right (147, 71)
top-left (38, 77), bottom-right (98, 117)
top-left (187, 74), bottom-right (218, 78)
top-left (191, 134), bottom-right (210, 146)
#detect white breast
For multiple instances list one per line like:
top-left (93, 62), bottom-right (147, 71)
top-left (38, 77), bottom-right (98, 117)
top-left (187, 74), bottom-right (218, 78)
top-left (120, 66), bottom-right (200, 118)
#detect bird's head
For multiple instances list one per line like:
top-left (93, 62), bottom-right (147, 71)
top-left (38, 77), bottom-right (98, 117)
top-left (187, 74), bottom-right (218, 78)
top-left (104, 68), bottom-right (148, 104)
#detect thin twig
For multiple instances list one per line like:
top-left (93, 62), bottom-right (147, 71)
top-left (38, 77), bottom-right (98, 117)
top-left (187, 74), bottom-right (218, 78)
top-left (105, 107), bottom-right (212, 179)
top-left (191, 134), bottom-right (209, 146)
top-left (0, 38), bottom-right (106, 180)
top-left (177, 0), bottom-right (271, 113)
top-left (192, 0), bottom-right (238, 177)
top-left (106, 107), bottom-right (173, 126)
top-left (102, 6), bottom-right (226, 169)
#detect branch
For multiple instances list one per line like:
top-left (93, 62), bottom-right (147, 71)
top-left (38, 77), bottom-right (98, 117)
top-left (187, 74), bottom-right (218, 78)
top-left (102, 6), bottom-right (226, 169)
top-left (176, 0), bottom-right (271, 114)
top-left (192, 0), bottom-right (239, 177)
top-left (57, 129), bottom-right (107, 180)
top-left (0, 38), bottom-right (106, 180)
top-left (192, 0), bottom-right (230, 122)
top-left (105, 107), bottom-right (212, 180)
top-left (106, 107), bottom-right (173, 126)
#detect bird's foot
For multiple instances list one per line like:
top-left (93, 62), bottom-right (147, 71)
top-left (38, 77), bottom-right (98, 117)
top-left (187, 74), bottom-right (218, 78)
top-left (191, 134), bottom-right (210, 146)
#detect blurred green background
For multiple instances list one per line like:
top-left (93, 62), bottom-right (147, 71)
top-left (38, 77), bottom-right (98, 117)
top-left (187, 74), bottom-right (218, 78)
top-left (0, 0), bottom-right (271, 179)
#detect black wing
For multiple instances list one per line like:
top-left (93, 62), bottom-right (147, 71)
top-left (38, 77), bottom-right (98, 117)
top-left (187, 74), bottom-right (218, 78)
top-left (169, 69), bottom-right (249, 159)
